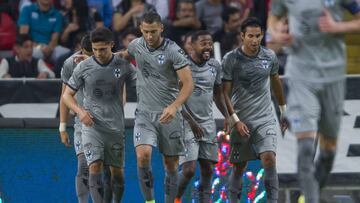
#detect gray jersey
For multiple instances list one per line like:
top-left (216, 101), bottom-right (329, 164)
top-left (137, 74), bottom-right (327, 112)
top-left (61, 51), bottom-right (84, 127)
top-left (271, 0), bottom-right (360, 82)
top-left (222, 47), bottom-right (279, 123)
top-left (185, 58), bottom-right (222, 123)
top-left (128, 37), bottom-right (189, 112)
top-left (67, 54), bottom-right (136, 133)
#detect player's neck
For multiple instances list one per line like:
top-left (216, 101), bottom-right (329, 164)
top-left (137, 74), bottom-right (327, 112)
top-left (190, 54), bottom-right (205, 66)
top-left (147, 37), bottom-right (164, 50)
top-left (241, 45), bottom-right (259, 57)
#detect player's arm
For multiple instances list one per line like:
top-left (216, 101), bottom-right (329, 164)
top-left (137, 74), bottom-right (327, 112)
top-left (271, 74), bottom-right (288, 133)
top-left (63, 86), bottom-right (94, 126)
top-left (318, 5), bottom-right (360, 33)
top-left (213, 84), bottom-right (230, 133)
top-left (267, 14), bottom-right (293, 46)
top-left (59, 83), bottom-right (71, 147)
top-left (159, 66), bottom-right (194, 124)
top-left (222, 81), bottom-right (249, 137)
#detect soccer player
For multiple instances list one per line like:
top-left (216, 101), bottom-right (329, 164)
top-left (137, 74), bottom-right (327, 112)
top-left (62, 27), bottom-right (136, 203)
top-left (119, 12), bottom-right (194, 203)
top-left (59, 34), bottom-right (93, 203)
top-left (268, 1), bottom-right (360, 202)
top-left (222, 17), bottom-right (287, 203)
top-left (175, 30), bottom-right (229, 203)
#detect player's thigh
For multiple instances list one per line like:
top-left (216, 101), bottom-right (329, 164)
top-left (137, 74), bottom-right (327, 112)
top-left (133, 109), bottom-right (158, 147)
top-left (198, 141), bottom-right (219, 163)
top-left (252, 119), bottom-right (280, 155)
top-left (319, 80), bottom-right (345, 139)
top-left (229, 128), bottom-right (258, 163)
top-left (82, 126), bottom-right (105, 166)
top-left (104, 132), bottom-right (125, 168)
top-left (74, 124), bottom-right (84, 155)
top-left (286, 80), bottom-right (321, 133)
top-left (158, 112), bottom-right (185, 156)
top-left (180, 125), bottom-right (199, 165)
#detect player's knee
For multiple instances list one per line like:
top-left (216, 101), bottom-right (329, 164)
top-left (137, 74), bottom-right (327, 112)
top-left (89, 161), bottom-right (103, 174)
top-left (260, 152), bottom-right (276, 168)
top-left (137, 153), bottom-right (151, 167)
top-left (164, 156), bottom-right (179, 172)
top-left (183, 166), bottom-right (196, 179)
top-left (319, 134), bottom-right (337, 151)
top-left (233, 162), bottom-right (247, 175)
top-left (77, 154), bottom-right (89, 176)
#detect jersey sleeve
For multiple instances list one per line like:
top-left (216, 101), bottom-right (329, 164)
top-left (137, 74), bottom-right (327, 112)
top-left (125, 63), bottom-right (137, 88)
top-left (270, 53), bottom-right (280, 76)
top-left (67, 62), bottom-right (85, 91)
top-left (270, 0), bottom-right (288, 17)
top-left (169, 43), bottom-right (189, 70)
top-left (127, 38), bottom-right (139, 58)
top-left (17, 5), bottom-right (31, 26)
top-left (221, 52), bottom-right (234, 81)
top-left (214, 60), bottom-right (222, 85)
top-left (342, 0), bottom-right (360, 15)
top-left (61, 57), bottom-right (75, 83)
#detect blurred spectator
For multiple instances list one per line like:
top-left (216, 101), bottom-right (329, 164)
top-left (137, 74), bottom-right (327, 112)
top-left (213, 6), bottom-right (243, 56)
top-left (250, 0), bottom-right (269, 45)
top-left (87, 0), bottom-right (113, 28)
top-left (181, 31), bottom-right (193, 55)
top-left (60, 0), bottom-right (103, 50)
top-left (146, 0), bottom-right (169, 20)
top-left (0, 10), bottom-right (17, 53)
top-left (18, 0), bottom-right (71, 67)
top-left (0, 34), bottom-right (55, 78)
top-left (163, 0), bottom-right (201, 46)
top-left (112, 0), bottom-right (156, 33)
top-left (266, 17), bottom-right (288, 75)
top-left (196, 0), bottom-right (223, 34)
top-left (116, 27), bottom-right (141, 51)
top-left (225, 0), bottom-right (252, 19)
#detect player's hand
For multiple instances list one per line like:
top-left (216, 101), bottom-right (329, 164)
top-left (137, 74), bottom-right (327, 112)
top-left (74, 54), bottom-right (89, 64)
top-left (280, 115), bottom-right (288, 136)
top-left (189, 121), bottom-right (204, 139)
top-left (223, 117), bottom-right (230, 134)
top-left (60, 131), bottom-right (72, 147)
top-left (78, 109), bottom-right (94, 126)
top-left (159, 105), bottom-right (177, 124)
top-left (271, 32), bottom-right (293, 47)
top-left (318, 9), bottom-right (339, 33)
top-left (234, 121), bottom-right (250, 138)
top-left (37, 72), bottom-right (49, 79)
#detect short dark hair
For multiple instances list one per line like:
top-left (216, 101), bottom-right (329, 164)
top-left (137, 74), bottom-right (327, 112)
top-left (222, 6), bottom-right (239, 22)
top-left (176, 0), bottom-right (195, 13)
top-left (141, 11), bottom-right (162, 24)
top-left (121, 27), bottom-right (141, 39)
top-left (191, 30), bottom-right (212, 43)
top-left (90, 27), bottom-right (114, 43)
top-left (80, 34), bottom-right (92, 52)
top-left (15, 33), bottom-right (32, 46)
top-left (240, 17), bottom-right (263, 33)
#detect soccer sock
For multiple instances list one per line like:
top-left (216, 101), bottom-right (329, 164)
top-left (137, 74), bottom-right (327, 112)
top-left (137, 166), bottom-right (154, 201)
top-left (89, 172), bottom-right (104, 203)
top-left (198, 172), bottom-right (212, 203)
top-left (75, 154), bottom-right (89, 203)
top-left (264, 166), bottom-right (279, 203)
top-left (176, 171), bottom-right (191, 198)
top-left (111, 174), bottom-right (125, 202)
top-left (164, 170), bottom-right (178, 203)
top-left (298, 138), bottom-right (319, 203)
top-left (103, 165), bottom-right (112, 203)
top-left (228, 169), bottom-right (243, 203)
top-left (315, 149), bottom-right (336, 189)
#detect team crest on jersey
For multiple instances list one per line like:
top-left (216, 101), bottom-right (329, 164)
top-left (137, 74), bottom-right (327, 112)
top-left (324, 0), bottom-right (335, 7)
top-left (85, 150), bottom-right (93, 161)
top-left (114, 68), bottom-right (121, 78)
top-left (157, 54), bottom-right (165, 65)
top-left (261, 60), bottom-right (270, 69)
top-left (210, 67), bottom-right (216, 76)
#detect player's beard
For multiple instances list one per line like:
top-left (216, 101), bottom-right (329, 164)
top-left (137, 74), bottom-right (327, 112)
top-left (200, 49), bottom-right (212, 61)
